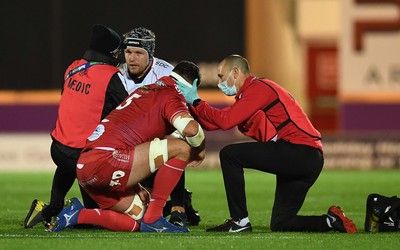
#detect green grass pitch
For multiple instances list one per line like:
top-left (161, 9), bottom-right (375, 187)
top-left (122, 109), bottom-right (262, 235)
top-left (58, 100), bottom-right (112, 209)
top-left (0, 169), bottom-right (399, 249)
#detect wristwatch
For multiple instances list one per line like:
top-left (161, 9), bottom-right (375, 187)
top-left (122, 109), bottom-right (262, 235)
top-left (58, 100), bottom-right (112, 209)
top-left (192, 99), bottom-right (202, 107)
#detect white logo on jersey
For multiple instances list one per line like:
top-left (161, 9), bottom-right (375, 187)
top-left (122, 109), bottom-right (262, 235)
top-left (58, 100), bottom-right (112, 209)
top-left (109, 170), bottom-right (125, 187)
top-left (88, 124), bottom-right (105, 141)
top-left (112, 150), bottom-right (130, 163)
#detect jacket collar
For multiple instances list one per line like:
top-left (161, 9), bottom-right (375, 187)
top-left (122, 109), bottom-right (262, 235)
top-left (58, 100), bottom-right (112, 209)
top-left (235, 75), bottom-right (256, 99)
top-left (82, 49), bottom-right (121, 66)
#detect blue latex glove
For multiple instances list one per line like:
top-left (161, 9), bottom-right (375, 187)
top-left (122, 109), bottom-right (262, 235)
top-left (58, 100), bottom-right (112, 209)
top-left (176, 79), bottom-right (200, 105)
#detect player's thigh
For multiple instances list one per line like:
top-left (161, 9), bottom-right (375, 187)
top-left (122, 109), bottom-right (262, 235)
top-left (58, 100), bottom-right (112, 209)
top-left (109, 192), bottom-right (135, 213)
top-left (129, 142), bottom-right (152, 186)
top-left (129, 138), bottom-right (190, 185)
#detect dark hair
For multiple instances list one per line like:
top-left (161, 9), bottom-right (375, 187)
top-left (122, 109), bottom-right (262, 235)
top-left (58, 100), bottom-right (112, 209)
top-left (172, 61), bottom-right (201, 86)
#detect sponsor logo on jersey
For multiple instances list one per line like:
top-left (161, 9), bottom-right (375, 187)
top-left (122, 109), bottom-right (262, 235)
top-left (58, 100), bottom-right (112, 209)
top-left (155, 80), bottom-right (166, 87)
top-left (88, 124), bottom-right (105, 141)
top-left (79, 176), bottom-right (98, 187)
top-left (155, 61), bottom-right (169, 68)
top-left (112, 150), bottom-right (130, 162)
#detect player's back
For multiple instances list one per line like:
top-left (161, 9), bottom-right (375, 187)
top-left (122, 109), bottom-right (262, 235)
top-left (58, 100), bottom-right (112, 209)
top-left (85, 77), bottom-right (188, 150)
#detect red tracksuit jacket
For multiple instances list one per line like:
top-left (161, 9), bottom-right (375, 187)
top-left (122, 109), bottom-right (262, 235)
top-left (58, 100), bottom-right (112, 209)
top-left (190, 76), bottom-right (323, 152)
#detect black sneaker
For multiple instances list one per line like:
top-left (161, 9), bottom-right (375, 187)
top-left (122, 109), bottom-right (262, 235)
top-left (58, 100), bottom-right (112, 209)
top-left (24, 199), bottom-right (48, 228)
top-left (206, 219), bottom-right (252, 232)
top-left (169, 210), bottom-right (188, 227)
top-left (162, 189), bottom-right (201, 226)
top-left (186, 207), bottom-right (201, 226)
top-left (184, 189), bottom-right (201, 226)
top-left (327, 206), bottom-right (358, 233)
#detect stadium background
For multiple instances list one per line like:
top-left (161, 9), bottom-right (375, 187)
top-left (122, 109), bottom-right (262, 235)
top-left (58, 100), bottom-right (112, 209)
top-left (1, 0), bottom-right (400, 170)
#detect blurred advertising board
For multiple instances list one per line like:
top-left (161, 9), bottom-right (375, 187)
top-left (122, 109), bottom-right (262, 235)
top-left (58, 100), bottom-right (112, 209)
top-left (340, 0), bottom-right (400, 131)
top-left (322, 134), bottom-right (400, 169)
top-left (1, 132), bottom-right (400, 171)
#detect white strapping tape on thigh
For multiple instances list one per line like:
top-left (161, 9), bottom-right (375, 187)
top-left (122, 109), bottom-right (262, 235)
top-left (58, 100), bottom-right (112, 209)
top-left (123, 198), bottom-right (136, 215)
top-left (149, 138), bottom-right (168, 173)
top-left (123, 194), bottom-right (145, 220)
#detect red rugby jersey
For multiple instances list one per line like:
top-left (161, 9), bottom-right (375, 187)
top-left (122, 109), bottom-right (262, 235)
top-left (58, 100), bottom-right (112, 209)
top-left (83, 76), bottom-right (188, 150)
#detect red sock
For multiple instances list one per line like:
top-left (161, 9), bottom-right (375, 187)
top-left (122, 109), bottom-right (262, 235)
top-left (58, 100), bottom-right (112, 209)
top-left (77, 208), bottom-right (139, 232)
top-left (143, 158), bottom-right (187, 223)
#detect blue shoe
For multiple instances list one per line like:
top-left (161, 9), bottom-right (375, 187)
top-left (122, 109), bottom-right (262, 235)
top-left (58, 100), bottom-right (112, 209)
top-left (140, 217), bottom-right (189, 233)
top-left (49, 198), bottom-right (84, 232)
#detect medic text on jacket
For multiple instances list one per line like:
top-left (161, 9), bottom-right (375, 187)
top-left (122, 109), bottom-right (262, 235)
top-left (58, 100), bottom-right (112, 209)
top-left (67, 78), bottom-right (91, 94)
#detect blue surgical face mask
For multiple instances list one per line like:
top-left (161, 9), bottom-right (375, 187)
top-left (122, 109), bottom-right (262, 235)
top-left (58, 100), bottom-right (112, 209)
top-left (217, 71), bottom-right (237, 96)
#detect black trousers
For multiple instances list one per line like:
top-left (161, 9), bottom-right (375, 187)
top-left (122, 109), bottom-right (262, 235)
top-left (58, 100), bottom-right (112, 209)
top-left (43, 140), bottom-right (98, 220)
top-left (219, 140), bottom-right (330, 232)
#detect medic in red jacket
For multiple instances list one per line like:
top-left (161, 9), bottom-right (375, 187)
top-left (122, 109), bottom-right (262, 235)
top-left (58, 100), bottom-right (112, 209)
top-left (189, 77), bottom-right (322, 152)
top-left (175, 55), bottom-right (357, 233)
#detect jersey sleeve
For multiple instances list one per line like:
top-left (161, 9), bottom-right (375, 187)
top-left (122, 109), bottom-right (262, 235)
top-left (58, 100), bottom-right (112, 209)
top-left (163, 90), bottom-right (190, 124)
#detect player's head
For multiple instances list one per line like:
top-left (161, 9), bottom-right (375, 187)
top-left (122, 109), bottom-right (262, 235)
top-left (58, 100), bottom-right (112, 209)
top-left (170, 61), bottom-right (201, 87)
top-left (123, 27), bottom-right (156, 58)
top-left (123, 27), bottom-right (156, 77)
top-left (89, 24), bottom-right (125, 58)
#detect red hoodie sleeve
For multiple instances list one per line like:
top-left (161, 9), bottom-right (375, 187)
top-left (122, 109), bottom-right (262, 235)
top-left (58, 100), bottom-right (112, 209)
top-left (191, 82), bottom-right (272, 130)
top-left (189, 103), bottom-right (224, 131)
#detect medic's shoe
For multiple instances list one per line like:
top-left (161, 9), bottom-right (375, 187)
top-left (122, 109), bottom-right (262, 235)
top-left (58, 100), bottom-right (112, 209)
top-left (48, 197), bottom-right (84, 232)
top-left (24, 199), bottom-right (48, 228)
top-left (327, 206), bottom-right (358, 233)
top-left (206, 219), bottom-right (252, 232)
top-left (169, 210), bottom-right (188, 227)
top-left (140, 217), bottom-right (189, 233)
top-left (184, 189), bottom-right (201, 226)
top-left (162, 189), bottom-right (201, 226)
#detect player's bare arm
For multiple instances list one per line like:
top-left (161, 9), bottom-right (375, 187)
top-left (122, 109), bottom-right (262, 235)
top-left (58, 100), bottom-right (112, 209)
top-left (172, 111), bottom-right (206, 166)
